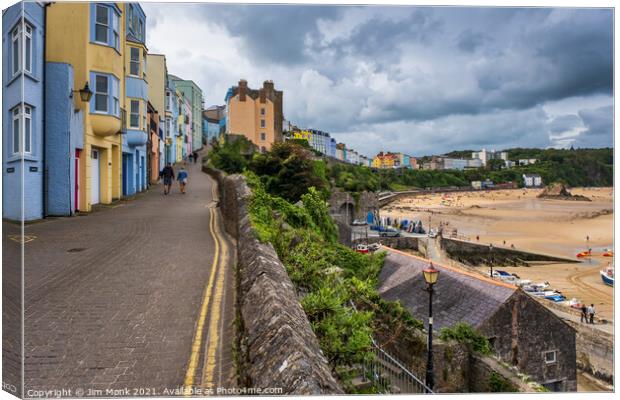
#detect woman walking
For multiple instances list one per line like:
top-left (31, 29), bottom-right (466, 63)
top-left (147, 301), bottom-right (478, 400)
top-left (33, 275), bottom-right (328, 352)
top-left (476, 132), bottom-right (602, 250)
top-left (177, 166), bottom-right (188, 194)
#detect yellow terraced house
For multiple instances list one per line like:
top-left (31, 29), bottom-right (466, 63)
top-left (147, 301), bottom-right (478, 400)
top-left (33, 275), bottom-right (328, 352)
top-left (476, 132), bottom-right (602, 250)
top-left (47, 2), bottom-right (125, 211)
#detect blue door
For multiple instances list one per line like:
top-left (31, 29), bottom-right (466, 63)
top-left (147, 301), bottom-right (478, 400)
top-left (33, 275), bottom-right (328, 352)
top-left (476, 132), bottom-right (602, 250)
top-left (122, 154), bottom-right (129, 196)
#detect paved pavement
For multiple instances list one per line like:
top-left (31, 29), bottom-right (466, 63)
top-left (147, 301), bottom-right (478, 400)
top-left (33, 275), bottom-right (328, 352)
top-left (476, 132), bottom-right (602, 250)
top-left (3, 157), bottom-right (236, 397)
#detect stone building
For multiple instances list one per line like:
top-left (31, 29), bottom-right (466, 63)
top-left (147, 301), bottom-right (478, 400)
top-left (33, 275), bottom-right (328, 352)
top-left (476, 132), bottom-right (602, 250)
top-left (225, 79), bottom-right (283, 152)
top-left (378, 250), bottom-right (577, 392)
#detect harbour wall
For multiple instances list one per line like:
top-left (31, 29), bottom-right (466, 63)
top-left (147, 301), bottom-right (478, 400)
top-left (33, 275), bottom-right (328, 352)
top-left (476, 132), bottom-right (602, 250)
top-left (564, 319), bottom-right (613, 384)
top-left (440, 237), bottom-right (579, 265)
top-left (203, 165), bottom-right (343, 394)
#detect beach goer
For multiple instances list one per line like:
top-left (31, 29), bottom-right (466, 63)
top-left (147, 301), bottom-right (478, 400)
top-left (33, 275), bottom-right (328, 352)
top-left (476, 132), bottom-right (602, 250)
top-left (476, 235), bottom-right (479, 241)
top-left (177, 166), bottom-right (188, 194)
top-left (588, 304), bottom-right (596, 324)
top-left (580, 305), bottom-right (588, 323)
top-left (161, 163), bottom-right (175, 195)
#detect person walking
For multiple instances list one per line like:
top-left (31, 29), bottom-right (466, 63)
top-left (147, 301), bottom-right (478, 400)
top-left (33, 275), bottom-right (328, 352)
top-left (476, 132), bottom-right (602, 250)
top-left (588, 304), bottom-right (596, 324)
top-left (188, 153), bottom-right (194, 163)
top-left (161, 163), bottom-right (175, 195)
top-left (177, 166), bottom-right (188, 194)
top-left (580, 304), bottom-right (588, 323)
top-left (193, 151), bottom-right (199, 164)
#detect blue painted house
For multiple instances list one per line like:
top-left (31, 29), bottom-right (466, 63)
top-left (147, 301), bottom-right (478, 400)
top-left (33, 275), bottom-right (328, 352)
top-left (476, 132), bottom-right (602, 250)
top-left (2, 2), bottom-right (45, 220)
top-left (166, 76), bottom-right (180, 164)
top-left (122, 2), bottom-right (148, 196)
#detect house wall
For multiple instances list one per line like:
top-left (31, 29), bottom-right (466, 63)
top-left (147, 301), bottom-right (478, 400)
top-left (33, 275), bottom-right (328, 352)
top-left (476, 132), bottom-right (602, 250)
top-left (46, 2), bottom-right (125, 210)
top-left (479, 290), bottom-right (577, 391)
top-left (2, 1), bottom-right (45, 221)
top-left (45, 62), bottom-right (84, 216)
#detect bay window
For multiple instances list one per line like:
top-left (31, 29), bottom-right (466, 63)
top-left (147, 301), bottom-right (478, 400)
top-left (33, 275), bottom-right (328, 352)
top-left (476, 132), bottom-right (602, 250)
top-left (91, 3), bottom-right (120, 51)
top-left (130, 100), bottom-right (140, 128)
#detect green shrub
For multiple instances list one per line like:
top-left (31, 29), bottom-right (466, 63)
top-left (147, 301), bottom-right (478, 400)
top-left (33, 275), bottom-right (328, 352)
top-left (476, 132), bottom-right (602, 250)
top-left (439, 323), bottom-right (492, 355)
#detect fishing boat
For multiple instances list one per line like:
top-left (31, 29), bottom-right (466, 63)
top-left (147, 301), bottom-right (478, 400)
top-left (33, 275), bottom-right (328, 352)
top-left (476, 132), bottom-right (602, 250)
top-left (600, 264), bottom-right (614, 286)
top-left (545, 293), bottom-right (566, 302)
top-left (603, 251), bottom-right (614, 257)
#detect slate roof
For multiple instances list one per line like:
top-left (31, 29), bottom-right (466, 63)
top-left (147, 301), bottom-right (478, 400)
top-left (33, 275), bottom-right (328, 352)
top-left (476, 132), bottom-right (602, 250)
top-left (378, 249), bottom-right (516, 331)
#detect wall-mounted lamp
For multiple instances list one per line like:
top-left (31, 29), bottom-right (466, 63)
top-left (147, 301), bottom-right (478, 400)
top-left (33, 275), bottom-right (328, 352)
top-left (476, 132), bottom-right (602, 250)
top-left (72, 82), bottom-right (93, 102)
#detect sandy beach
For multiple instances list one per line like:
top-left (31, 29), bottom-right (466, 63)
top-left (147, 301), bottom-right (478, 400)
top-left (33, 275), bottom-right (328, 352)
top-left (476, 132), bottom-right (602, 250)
top-left (382, 187), bottom-right (614, 321)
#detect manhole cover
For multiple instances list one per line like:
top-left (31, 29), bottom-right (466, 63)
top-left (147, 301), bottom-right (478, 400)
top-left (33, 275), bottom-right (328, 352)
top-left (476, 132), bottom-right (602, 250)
top-left (67, 248), bottom-right (87, 253)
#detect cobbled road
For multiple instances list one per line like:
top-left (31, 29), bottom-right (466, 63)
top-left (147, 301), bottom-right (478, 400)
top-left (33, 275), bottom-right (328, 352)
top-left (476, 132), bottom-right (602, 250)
top-left (2, 157), bottom-right (235, 397)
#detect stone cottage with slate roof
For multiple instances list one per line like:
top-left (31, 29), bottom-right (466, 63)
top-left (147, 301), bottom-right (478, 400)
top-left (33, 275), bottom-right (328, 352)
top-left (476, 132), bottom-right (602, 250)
top-left (378, 249), bottom-right (577, 392)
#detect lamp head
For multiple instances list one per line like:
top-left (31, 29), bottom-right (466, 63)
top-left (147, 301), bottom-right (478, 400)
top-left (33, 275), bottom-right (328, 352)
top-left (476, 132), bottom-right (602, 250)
top-left (79, 82), bottom-right (93, 102)
top-left (423, 262), bottom-right (440, 285)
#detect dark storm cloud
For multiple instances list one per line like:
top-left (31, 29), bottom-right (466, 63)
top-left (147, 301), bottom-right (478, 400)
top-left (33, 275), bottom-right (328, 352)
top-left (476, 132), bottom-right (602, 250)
top-left (547, 114), bottom-right (582, 134)
top-left (574, 105), bottom-right (613, 147)
top-left (456, 29), bottom-right (489, 52)
top-left (199, 4), bottom-right (344, 65)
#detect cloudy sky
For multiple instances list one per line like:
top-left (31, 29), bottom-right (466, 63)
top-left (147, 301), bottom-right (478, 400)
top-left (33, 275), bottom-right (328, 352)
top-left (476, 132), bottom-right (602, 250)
top-left (143, 2), bottom-right (613, 157)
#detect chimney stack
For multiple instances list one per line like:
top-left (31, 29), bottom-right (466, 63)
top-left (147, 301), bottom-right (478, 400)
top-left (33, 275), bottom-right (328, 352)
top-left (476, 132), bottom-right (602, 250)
top-left (259, 88), bottom-right (266, 103)
top-left (239, 79), bottom-right (247, 101)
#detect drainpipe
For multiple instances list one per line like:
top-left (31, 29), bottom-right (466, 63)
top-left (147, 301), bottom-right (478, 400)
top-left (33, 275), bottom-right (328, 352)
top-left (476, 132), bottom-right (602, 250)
top-left (42, 3), bottom-right (48, 217)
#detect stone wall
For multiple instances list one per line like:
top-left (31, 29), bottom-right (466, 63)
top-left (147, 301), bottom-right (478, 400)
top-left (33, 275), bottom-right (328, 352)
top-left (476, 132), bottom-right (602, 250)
top-left (329, 188), bottom-right (378, 223)
top-left (479, 290), bottom-right (577, 391)
top-left (563, 319), bottom-right (613, 384)
top-left (203, 165), bottom-right (343, 394)
top-left (469, 356), bottom-right (532, 392)
top-left (441, 237), bottom-right (578, 265)
top-left (352, 236), bottom-right (419, 252)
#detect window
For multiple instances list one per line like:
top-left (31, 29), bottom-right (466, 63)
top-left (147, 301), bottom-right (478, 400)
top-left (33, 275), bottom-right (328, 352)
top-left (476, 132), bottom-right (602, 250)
top-left (544, 350), bottom-right (557, 364)
top-left (260, 119), bottom-right (266, 128)
top-left (130, 100), bottom-right (140, 128)
top-left (95, 5), bottom-right (109, 43)
top-left (91, 4), bottom-right (120, 50)
top-left (260, 133), bottom-right (266, 141)
top-left (130, 47), bottom-right (140, 76)
top-left (11, 105), bottom-right (32, 155)
top-left (260, 107), bottom-right (265, 116)
top-left (90, 72), bottom-right (120, 117)
top-left (24, 24), bottom-right (32, 73)
top-left (166, 92), bottom-right (171, 111)
top-left (143, 50), bottom-right (147, 77)
top-left (94, 74), bottom-right (109, 112)
top-left (11, 22), bottom-right (33, 76)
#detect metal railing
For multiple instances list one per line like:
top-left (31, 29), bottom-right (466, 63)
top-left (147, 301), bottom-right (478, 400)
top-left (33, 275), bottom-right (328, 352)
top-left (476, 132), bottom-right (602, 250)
top-left (348, 301), bottom-right (433, 394)
top-left (361, 339), bottom-right (433, 394)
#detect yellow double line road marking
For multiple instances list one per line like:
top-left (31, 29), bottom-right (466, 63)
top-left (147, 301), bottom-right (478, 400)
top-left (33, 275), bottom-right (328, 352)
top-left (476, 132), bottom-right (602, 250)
top-left (183, 177), bottom-right (226, 394)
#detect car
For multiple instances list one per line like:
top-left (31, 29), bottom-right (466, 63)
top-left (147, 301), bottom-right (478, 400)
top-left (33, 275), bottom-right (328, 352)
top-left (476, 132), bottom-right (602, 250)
top-left (352, 219), bottom-right (368, 226)
top-left (368, 243), bottom-right (382, 252)
top-left (380, 229), bottom-right (401, 237)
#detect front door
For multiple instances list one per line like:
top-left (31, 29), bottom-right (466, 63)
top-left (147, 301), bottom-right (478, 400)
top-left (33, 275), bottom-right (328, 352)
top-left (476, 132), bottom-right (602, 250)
top-left (91, 149), bottom-right (100, 205)
top-left (122, 154), bottom-right (129, 196)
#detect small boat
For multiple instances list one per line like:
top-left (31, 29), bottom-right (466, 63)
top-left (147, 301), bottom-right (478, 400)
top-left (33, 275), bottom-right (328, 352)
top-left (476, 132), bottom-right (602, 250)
top-left (600, 265), bottom-right (614, 286)
top-left (545, 293), bottom-right (566, 302)
top-left (603, 251), bottom-right (614, 257)
top-left (568, 298), bottom-right (583, 309)
top-left (355, 244), bottom-right (369, 254)
top-left (576, 251), bottom-right (592, 258)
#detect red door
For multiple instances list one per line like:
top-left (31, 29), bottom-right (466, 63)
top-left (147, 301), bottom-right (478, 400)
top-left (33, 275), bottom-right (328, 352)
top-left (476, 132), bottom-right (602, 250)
top-left (75, 149), bottom-right (80, 212)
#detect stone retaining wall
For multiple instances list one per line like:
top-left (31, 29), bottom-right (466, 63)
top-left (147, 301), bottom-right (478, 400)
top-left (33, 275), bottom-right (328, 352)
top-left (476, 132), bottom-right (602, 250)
top-left (203, 165), bottom-right (343, 394)
top-left (441, 237), bottom-right (578, 264)
top-left (563, 319), bottom-right (613, 384)
top-left (352, 236), bottom-right (419, 252)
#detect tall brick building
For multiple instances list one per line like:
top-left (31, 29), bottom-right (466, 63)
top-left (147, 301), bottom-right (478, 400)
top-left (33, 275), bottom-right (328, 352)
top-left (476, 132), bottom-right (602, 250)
top-left (225, 79), bottom-right (283, 152)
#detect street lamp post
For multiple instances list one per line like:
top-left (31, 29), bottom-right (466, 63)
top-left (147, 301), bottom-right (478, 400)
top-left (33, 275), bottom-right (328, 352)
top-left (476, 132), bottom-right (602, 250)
top-left (489, 243), bottom-right (494, 278)
top-left (423, 262), bottom-right (440, 392)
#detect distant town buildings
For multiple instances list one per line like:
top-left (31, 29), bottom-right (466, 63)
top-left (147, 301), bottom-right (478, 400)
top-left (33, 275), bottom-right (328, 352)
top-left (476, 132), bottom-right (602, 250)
top-left (225, 79), bottom-right (283, 152)
top-left (170, 75), bottom-right (204, 152)
top-left (372, 152), bottom-right (417, 169)
top-left (472, 149), bottom-right (508, 166)
top-left (523, 174), bottom-right (543, 187)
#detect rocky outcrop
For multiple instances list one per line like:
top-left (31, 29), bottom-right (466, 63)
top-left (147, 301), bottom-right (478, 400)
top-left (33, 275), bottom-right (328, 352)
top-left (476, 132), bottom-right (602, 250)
top-left (203, 164), bottom-right (343, 394)
top-left (538, 183), bottom-right (591, 201)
